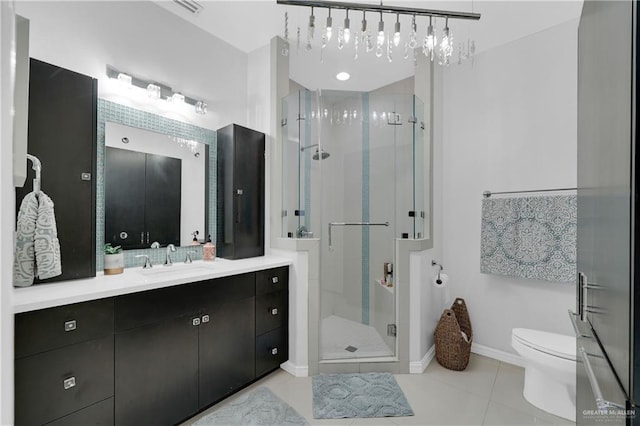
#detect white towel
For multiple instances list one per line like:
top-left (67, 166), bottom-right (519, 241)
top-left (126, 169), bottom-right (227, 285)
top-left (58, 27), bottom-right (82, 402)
top-left (14, 191), bottom-right (62, 287)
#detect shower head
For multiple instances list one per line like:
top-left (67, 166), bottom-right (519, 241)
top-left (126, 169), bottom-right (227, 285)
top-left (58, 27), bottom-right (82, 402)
top-left (301, 143), bottom-right (330, 160)
top-left (313, 149), bottom-right (330, 160)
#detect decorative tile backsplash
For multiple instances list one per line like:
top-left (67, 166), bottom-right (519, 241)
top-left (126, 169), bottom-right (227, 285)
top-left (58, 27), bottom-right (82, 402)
top-left (96, 99), bottom-right (216, 269)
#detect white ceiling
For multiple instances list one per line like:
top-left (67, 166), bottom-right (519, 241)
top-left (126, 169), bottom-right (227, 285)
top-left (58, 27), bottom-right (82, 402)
top-left (155, 0), bottom-right (583, 91)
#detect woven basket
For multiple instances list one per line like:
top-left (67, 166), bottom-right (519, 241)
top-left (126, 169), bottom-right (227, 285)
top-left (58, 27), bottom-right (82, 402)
top-left (434, 298), bottom-right (473, 371)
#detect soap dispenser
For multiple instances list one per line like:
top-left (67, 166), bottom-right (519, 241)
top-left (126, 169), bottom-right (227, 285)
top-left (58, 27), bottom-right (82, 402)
top-left (190, 230), bottom-right (200, 246)
top-left (203, 234), bottom-right (216, 261)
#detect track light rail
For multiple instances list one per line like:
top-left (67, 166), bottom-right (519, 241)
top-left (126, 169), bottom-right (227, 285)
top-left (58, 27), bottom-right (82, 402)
top-left (276, 0), bottom-right (481, 21)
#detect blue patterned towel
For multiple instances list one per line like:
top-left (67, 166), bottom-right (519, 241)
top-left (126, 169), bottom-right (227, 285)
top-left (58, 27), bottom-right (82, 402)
top-left (480, 195), bottom-right (576, 283)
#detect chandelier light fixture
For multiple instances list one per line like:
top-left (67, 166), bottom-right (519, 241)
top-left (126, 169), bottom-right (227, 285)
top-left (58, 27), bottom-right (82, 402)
top-left (277, 0), bottom-right (480, 66)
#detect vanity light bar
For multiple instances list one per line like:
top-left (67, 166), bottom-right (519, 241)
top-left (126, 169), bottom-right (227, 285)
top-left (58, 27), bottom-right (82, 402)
top-left (106, 66), bottom-right (207, 115)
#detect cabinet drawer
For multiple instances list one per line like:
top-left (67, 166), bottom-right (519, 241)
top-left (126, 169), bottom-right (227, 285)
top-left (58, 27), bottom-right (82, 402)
top-left (196, 273), bottom-right (255, 309)
top-left (115, 282), bottom-right (201, 331)
top-left (256, 327), bottom-right (288, 377)
top-left (15, 335), bottom-right (114, 426)
top-left (256, 291), bottom-right (287, 335)
top-left (15, 298), bottom-right (114, 358)
top-left (44, 398), bottom-right (113, 426)
top-left (256, 267), bottom-right (288, 296)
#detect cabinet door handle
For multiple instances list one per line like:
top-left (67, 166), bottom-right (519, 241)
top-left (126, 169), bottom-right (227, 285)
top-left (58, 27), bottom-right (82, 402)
top-left (64, 320), bottom-right (77, 332)
top-left (236, 189), bottom-right (243, 224)
top-left (271, 348), bottom-right (278, 356)
top-left (140, 232), bottom-right (144, 244)
top-left (272, 277), bottom-right (279, 284)
top-left (270, 308), bottom-right (279, 316)
top-left (192, 318), bottom-right (201, 326)
top-left (146, 232), bottom-right (150, 244)
top-left (63, 377), bottom-right (76, 390)
top-left (202, 315), bottom-right (210, 323)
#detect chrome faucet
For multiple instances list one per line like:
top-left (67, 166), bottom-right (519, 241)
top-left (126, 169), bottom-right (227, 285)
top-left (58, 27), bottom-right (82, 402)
top-left (136, 254), bottom-right (152, 269)
top-left (164, 244), bottom-right (177, 266)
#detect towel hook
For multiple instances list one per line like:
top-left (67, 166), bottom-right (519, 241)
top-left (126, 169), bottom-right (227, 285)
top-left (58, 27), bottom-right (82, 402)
top-left (26, 154), bottom-right (42, 194)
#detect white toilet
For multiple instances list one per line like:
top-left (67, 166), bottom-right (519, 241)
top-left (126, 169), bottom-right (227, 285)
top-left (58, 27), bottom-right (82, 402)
top-left (511, 328), bottom-right (576, 421)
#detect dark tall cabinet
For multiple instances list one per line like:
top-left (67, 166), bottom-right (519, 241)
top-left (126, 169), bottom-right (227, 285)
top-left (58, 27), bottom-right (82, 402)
top-left (15, 58), bottom-right (97, 281)
top-left (216, 124), bottom-right (265, 259)
top-left (575, 1), bottom-right (638, 424)
top-left (105, 147), bottom-right (181, 249)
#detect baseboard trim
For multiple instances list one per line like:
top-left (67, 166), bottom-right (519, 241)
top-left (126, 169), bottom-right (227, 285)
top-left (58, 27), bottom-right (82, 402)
top-left (409, 344), bottom-right (436, 374)
top-left (471, 343), bottom-right (526, 368)
top-left (281, 360), bottom-right (309, 377)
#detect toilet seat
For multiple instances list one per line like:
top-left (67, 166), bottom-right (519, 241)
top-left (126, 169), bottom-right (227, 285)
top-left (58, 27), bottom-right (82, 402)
top-left (512, 328), bottom-right (576, 361)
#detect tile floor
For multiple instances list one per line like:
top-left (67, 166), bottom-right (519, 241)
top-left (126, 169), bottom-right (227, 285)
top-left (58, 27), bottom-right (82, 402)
top-left (184, 354), bottom-right (575, 426)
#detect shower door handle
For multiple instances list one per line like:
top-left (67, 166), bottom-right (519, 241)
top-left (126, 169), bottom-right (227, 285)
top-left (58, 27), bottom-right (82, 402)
top-left (328, 221), bottom-right (390, 251)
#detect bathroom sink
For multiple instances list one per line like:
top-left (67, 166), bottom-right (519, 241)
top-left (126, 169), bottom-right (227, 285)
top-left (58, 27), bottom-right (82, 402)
top-left (136, 263), bottom-right (214, 278)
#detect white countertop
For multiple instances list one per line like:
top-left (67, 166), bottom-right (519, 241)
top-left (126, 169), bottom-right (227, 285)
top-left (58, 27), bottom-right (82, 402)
top-left (13, 256), bottom-right (292, 314)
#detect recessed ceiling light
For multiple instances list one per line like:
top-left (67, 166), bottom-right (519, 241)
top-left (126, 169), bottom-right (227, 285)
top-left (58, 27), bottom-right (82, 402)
top-left (336, 72), bottom-right (350, 81)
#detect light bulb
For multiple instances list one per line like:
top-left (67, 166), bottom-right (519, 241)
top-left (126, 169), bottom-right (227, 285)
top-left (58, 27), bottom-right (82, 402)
top-left (308, 8), bottom-right (316, 40)
top-left (117, 73), bottom-right (132, 88)
top-left (393, 15), bottom-right (400, 47)
top-left (344, 15), bottom-right (351, 44)
top-left (377, 16), bottom-right (385, 46)
top-left (424, 17), bottom-right (437, 61)
top-left (326, 11), bottom-right (333, 41)
top-left (195, 101), bottom-right (207, 115)
top-left (438, 20), bottom-right (453, 66)
top-left (147, 83), bottom-right (161, 99)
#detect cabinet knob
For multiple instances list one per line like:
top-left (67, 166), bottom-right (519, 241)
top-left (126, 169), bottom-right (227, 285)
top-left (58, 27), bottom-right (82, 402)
top-left (192, 318), bottom-right (201, 326)
top-left (270, 308), bottom-right (279, 316)
top-left (272, 277), bottom-right (279, 284)
top-left (64, 320), bottom-right (77, 332)
top-left (271, 348), bottom-right (278, 356)
top-left (63, 377), bottom-right (76, 390)
top-left (202, 315), bottom-right (210, 323)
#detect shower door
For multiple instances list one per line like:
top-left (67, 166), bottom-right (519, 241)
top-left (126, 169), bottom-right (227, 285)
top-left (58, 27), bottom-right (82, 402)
top-left (318, 92), bottom-right (421, 361)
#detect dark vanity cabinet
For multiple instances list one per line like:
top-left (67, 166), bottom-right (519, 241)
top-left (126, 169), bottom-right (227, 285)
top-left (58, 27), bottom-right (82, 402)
top-left (255, 267), bottom-right (289, 377)
top-left (113, 275), bottom-right (255, 425)
top-left (196, 274), bottom-right (256, 407)
top-left (14, 267), bottom-right (288, 426)
top-left (15, 58), bottom-right (97, 282)
top-left (216, 124), bottom-right (265, 259)
top-left (105, 147), bottom-right (181, 249)
top-left (14, 298), bottom-right (115, 426)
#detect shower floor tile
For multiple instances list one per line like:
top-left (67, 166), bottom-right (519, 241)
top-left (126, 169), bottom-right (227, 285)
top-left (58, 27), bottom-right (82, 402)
top-left (320, 315), bottom-right (394, 359)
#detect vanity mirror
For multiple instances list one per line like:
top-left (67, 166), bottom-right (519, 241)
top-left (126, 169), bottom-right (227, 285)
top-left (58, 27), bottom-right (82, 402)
top-left (105, 122), bottom-right (205, 249)
top-left (97, 99), bottom-right (215, 267)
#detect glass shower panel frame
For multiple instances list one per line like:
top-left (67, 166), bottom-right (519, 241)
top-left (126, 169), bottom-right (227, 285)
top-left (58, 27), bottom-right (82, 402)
top-left (281, 90), bottom-right (315, 238)
top-left (413, 95), bottom-right (426, 239)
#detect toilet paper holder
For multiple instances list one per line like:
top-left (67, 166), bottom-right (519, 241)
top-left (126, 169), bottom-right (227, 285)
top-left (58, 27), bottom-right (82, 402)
top-left (432, 260), bottom-right (444, 284)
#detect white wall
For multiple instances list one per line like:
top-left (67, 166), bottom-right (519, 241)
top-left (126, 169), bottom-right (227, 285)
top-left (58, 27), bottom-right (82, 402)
top-left (439, 20), bottom-right (578, 355)
top-left (15, 1), bottom-right (248, 130)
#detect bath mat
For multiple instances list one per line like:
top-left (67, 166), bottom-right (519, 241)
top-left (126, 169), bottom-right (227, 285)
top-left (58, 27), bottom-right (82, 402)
top-left (192, 387), bottom-right (308, 425)
top-left (312, 372), bottom-right (414, 419)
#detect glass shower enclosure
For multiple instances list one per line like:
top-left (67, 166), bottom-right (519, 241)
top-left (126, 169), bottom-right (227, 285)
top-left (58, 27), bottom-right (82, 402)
top-left (282, 89), bottom-right (425, 362)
